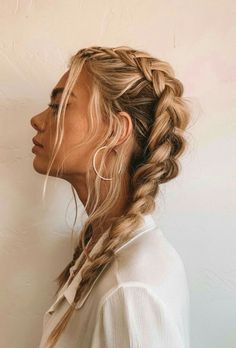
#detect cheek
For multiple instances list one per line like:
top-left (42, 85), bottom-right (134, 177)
top-left (45, 118), bottom-right (67, 153)
top-left (45, 113), bottom-right (91, 166)
top-left (43, 119), bottom-right (58, 150)
top-left (66, 116), bottom-right (89, 145)
top-left (61, 122), bottom-right (93, 168)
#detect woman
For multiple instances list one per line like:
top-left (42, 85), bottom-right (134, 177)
top-left (31, 45), bottom-right (191, 348)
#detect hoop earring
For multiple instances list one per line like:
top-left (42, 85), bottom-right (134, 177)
top-left (92, 146), bottom-right (122, 181)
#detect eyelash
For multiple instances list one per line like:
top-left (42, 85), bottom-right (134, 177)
top-left (47, 103), bottom-right (69, 116)
top-left (47, 103), bottom-right (59, 115)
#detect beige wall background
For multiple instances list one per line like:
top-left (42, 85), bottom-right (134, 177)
top-left (0, 1), bottom-right (235, 347)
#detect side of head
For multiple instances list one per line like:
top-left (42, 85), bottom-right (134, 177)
top-left (37, 45), bottom-right (191, 348)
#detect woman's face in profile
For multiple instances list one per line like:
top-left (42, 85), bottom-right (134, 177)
top-left (30, 67), bottom-right (104, 179)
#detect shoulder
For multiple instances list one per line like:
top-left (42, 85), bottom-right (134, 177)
top-left (97, 281), bottom-right (173, 317)
top-left (90, 227), bottom-right (190, 347)
top-left (115, 226), bottom-right (189, 297)
top-left (91, 282), bottom-right (188, 348)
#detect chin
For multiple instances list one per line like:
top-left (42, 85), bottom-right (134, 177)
top-left (32, 157), bottom-right (49, 175)
top-left (32, 158), bottom-right (63, 178)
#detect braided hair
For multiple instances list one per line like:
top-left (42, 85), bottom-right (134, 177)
top-left (44, 45), bottom-right (191, 348)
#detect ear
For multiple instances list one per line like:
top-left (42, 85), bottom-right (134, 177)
top-left (115, 111), bottom-right (133, 146)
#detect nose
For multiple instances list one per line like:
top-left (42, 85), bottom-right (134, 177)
top-left (30, 111), bottom-right (46, 132)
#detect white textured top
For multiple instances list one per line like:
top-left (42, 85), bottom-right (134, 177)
top-left (38, 213), bottom-right (190, 348)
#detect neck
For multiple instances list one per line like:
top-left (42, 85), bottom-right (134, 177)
top-left (65, 171), bottom-right (131, 242)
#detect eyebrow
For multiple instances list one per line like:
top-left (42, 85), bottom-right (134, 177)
top-left (50, 87), bottom-right (76, 100)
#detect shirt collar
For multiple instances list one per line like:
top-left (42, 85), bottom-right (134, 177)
top-left (47, 213), bottom-right (157, 313)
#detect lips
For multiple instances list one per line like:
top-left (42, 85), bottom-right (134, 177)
top-left (32, 137), bottom-right (43, 147)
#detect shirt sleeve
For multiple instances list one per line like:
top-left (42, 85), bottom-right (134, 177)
top-left (90, 283), bottom-right (185, 348)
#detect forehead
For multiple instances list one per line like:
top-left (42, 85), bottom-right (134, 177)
top-left (51, 66), bottom-right (92, 99)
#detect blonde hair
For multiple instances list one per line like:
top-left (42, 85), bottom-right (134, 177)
top-left (42, 45), bottom-right (191, 347)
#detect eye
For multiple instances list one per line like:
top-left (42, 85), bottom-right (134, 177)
top-left (47, 103), bottom-right (69, 116)
top-left (48, 103), bottom-right (59, 116)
